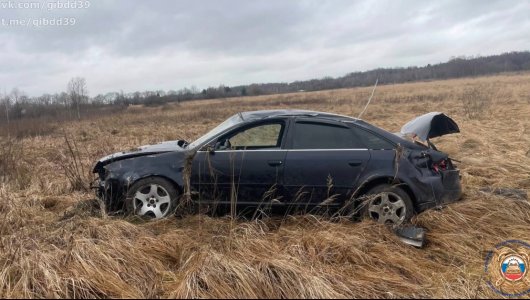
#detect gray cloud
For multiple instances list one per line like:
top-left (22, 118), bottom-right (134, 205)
top-left (0, 0), bottom-right (529, 96)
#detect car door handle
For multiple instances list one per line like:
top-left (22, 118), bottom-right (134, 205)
top-left (268, 160), bottom-right (283, 167)
top-left (348, 160), bottom-right (362, 167)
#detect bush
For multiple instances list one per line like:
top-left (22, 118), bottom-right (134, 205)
top-left (0, 138), bottom-right (31, 189)
top-left (58, 134), bottom-right (92, 192)
top-left (460, 84), bottom-right (493, 119)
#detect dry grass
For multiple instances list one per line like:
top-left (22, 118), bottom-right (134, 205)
top-left (1, 73), bottom-right (530, 298)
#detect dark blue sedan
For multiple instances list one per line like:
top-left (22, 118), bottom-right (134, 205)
top-left (93, 110), bottom-right (462, 225)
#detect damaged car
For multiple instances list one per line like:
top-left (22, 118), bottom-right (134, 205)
top-left (93, 110), bottom-right (462, 224)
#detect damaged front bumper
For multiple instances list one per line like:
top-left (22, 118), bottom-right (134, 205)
top-left (91, 177), bottom-right (128, 211)
top-left (91, 179), bottom-right (105, 199)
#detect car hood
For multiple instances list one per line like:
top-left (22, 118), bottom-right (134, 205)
top-left (399, 112), bottom-right (459, 142)
top-left (93, 140), bottom-right (187, 173)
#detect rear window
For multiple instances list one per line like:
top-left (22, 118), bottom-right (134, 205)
top-left (292, 122), bottom-right (364, 149)
top-left (351, 126), bottom-right (395, 150)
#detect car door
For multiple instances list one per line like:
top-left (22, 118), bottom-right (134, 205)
top-left (191, 119), bottom-right (288, 205)
top-left (282, 119), bottom-right (370, 206)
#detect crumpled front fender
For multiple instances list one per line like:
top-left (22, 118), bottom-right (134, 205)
top-left (96, 151), bottom-right (189, 210)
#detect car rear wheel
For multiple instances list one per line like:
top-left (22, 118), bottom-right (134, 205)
top-left (362, 184), bottom-right (414, 226)
top-left (125, 177), bottom-right (178, 219)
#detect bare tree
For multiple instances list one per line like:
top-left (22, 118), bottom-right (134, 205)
top-left (2, 89), bottom-right (10, 129)
top-left (8, 88), bottom-right (27, 119)
top-left (67, 77), bottom-right (88, 120)
top-left (37, 94), bottom-right (52, 106)
top-left (92, 94), bottom-right (106, 105)
top-left (9, 87), bottom-right (22, 104)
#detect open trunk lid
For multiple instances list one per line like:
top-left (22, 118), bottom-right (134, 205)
top-left (400, 112), bottom-right (460, 142)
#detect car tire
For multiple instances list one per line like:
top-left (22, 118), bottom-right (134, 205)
top-left (360, 184), bottom-right (414, 226)
top-left (124, 177), bottom-right (179, 220)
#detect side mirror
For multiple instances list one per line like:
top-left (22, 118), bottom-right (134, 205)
top-left (176, 140), bottom-right (189, 148)
top-left (215, 139), bottom-right (231, 150)
top-left (200, 143), bottom-right (215, 154)
top-left (206, 145), bottom-right (215, 154)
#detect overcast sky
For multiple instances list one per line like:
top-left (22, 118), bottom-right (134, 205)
top-left (1, 0), bottom-right (529, 96)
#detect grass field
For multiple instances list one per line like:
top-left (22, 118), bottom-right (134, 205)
top-left (1, 73), bottom-right (530, 298)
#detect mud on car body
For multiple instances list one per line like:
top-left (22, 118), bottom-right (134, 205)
top-left (93, 110), bottom-right (462, 224)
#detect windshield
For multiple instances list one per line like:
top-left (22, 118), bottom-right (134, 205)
top-left (187, 113), bottom-right (245, 149)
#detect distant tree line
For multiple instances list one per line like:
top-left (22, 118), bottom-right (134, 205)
top-left (1, 51), bottom-right (529, 124)
top-left (224, 51), bottom-right (530, 95)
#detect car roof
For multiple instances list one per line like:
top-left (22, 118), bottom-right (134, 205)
top-left (239, 109), bottom-right (359, 122)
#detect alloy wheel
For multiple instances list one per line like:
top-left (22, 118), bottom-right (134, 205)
top-left (367, 191), bottom-right (407, 225)
top-left (133, 183), bottom-right (172, 219)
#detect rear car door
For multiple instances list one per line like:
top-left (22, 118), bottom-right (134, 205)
top-left (191, 119), bottom-right (288, 205)
top-left (282, 119), bottom-right (370, 206)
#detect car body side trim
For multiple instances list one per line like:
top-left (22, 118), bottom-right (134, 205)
top-left (196, 148), bottom-right (370, 153)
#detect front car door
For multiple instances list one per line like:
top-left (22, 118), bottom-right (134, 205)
top-left (282, 118), bottom-right (371, 206)
top-left (191, 119), bottom-right (288, 205)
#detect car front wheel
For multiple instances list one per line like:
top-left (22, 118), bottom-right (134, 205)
top-left (125, 177), bottom-right (178, 219)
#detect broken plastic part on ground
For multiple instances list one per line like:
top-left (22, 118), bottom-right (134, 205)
top-left (394, 225), bottom-right (426, 248)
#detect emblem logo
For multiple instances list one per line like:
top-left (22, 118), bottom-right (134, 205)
top-left (501, 255), bottom-right (526, 282)
top-left (485, 240), bottom-right (530, 297)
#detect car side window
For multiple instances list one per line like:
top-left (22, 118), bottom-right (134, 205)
top-left (351, 126), bottom-right (395, 150)
top-left (291, 122), bottom-right (364, 149)
top-left (221, 123), bottom-right (283, 150)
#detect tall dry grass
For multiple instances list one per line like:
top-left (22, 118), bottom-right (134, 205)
top-left (0, 73), bottom-right (529, 298)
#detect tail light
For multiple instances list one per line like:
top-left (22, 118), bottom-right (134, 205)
top-left (431, 159), bottom-right (448, 173)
